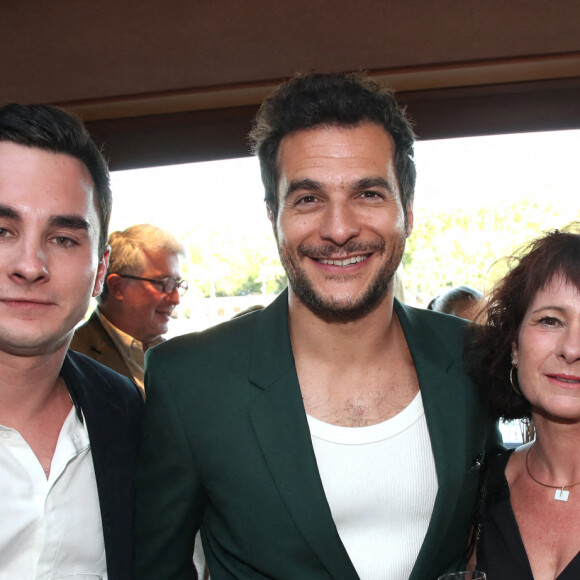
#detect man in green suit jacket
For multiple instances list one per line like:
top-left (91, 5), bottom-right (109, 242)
top-left (135, 72), bottom-right (502, 580)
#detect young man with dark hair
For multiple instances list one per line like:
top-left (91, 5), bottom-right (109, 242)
top-left (251, 72), bottom-right (416, 228)
top-left (135, 73), bottom-right (501, 580)
top-left (0, 103), bottom-right (143, 579)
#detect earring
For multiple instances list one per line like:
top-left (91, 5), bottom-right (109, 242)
top-left (510, 362), bottom-right (522, 396)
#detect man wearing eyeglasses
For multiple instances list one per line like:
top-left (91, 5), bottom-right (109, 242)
top-left (71, 223), bottom-right (186, 392)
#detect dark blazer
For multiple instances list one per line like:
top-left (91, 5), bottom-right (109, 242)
top-left (135, 291), bottom-right (502, 580)
top-left (71, 311), bottom-right (133, 380)
top-left (63, 350), bottom-right (144, 580)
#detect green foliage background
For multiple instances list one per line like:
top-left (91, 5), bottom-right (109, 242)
top-left (403, 197), bottom-right (578, 304)
top-left (181, 229), bottom-right (287, 298)
top-left (176, 194), bottom-right (578, 304)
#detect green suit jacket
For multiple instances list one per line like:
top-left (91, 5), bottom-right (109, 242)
top-left (135, 291), bottom-right (501, 579)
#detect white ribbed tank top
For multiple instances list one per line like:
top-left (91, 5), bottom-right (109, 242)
top-left (307, 391), bottom-right (438, 580)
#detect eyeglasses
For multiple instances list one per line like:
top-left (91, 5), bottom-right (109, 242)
top-left (118, 274), bottom-right (188, 296)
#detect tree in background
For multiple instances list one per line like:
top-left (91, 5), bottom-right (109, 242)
top-left (177, 195), bottom-right (577, 306)
top-left (403, 197), bottom-right (576, 305)
top-left (183, 229), bottom-right (286, 298)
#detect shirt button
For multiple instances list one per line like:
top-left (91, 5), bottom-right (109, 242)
top-left (0, 431), bottom-right (11, 439)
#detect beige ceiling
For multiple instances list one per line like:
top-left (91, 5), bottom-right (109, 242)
top-left (3, 0), bottom-right (580, 169)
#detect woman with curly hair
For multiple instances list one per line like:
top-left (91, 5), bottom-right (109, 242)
top-left (465, 223), bottom-right (580, 580)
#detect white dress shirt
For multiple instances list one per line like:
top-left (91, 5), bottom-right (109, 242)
top-left (0, 406), bottom-right (107, 579)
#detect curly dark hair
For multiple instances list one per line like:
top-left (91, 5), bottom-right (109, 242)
top-left (248, 72), bottom-right (416, 223)
top-left (464, 223), bottom-right (580, 420)
top-left (0, 103), bottom-right (111, 257)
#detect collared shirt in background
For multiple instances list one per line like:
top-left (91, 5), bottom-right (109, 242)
top-left (97, 310), bottom-right (162, 391)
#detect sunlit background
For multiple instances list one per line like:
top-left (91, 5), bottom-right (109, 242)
top-left (109, 128), bottom-right (580, 334)
top-left (106, 128), bottom-right (580, 444)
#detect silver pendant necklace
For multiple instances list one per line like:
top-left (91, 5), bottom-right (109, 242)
top-left (526, 443), bottom-right (580, 502)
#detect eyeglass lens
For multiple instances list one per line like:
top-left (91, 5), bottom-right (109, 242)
top-left (164, 277), bottom-right (188, 295)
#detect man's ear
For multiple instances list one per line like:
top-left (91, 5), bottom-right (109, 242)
top-left (267, 205), bottom-right (278, 242)
top-left (267, 204), bottom-right (275, 226)
top-left (104, 273), bottom-right (127, 300)
top-left (92, 247), bottom-right (110, 298)
top-left (405, 201), bottom-right (414, 238)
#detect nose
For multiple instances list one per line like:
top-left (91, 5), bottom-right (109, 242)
top-left (164, 287), bottom-right (180, 306)
top-left (558, 323), bottom-right (580, 364)
top-left (319, 200), bottom-right (360, 246)
top-left (9, 239), bottom-right (50, 284)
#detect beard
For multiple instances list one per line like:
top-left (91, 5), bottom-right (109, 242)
top-left (278, 235), bottom-right (406, 322)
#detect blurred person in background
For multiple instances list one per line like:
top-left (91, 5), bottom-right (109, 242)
top-left (71, 223), bottom-right (186, 392)
top-left (428, 285), bottom-right (483, 321)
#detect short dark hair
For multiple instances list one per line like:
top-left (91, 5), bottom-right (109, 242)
top-left (249, 72), bottom-right (416, 221)
top-left (464, 223), bottom-right (580, 420)
top-left (428, 285), bottom-right (483, 314)
top-left (0, 103), bottom-right (112, 257)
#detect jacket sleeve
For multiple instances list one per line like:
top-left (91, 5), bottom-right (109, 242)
top-left (135, 346), bottom-right (206, 579)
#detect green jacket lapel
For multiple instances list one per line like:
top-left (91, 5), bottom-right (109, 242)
top-left (244, 296), bottom-right (481, 579)
top-left (248, 291), bottom-right (359, 579)
top-left (395, 301), bottom-right (479, 580)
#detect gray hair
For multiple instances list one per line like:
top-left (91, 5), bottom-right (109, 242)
top-left (100, 224), bottom-right (184, 301)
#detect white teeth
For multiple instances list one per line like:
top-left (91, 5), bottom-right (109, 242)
top-left (318, 255), bottom-right (368, 266)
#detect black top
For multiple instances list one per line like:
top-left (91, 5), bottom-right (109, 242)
top-left (477, 449), bottom-right (580, 579)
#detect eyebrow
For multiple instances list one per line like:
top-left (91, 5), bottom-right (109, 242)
top-left (0, 204), bottom-right (21, 220)
top-left (531, 305), bottom-right (567, 314)
top-left (49, 215), bottom-right (90, 232)
top-left (0, 205), bottom-right (90, 233)
top-left (284, 178), bottom-right (322, 199)
top-left (283, 176), bottom-right (396, 200)
top-left (356, 177), bottom-right (396, 194)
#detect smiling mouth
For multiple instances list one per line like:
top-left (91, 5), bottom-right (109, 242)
top-left (549, 374), bottom-right (580, 385)
top-left (316, 255), bottom-right (369, 267)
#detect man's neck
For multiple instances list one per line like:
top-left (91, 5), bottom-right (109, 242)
top-left (97, 306), bottom-right (158, 351)
top-left (0, 345), bottom-right (69, 426)
top-left (287, 290), bottom-right (398, 362)
top-left (288, 290), bottom-right (419, 427)
top-left (0, 345), bottom-right (73, 477)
